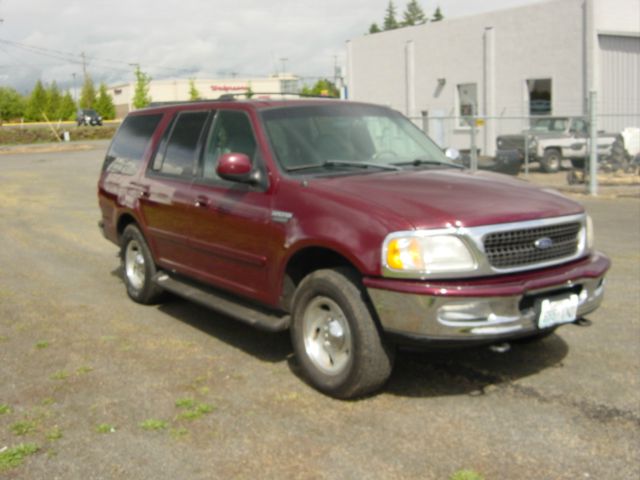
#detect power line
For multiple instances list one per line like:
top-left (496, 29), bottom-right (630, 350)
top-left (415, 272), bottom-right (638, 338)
top-left (0, 38), bottom-right (188, 74)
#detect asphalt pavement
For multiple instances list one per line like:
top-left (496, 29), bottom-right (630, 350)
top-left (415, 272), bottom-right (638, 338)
top-left (0, 142), bottom-right (638, 479)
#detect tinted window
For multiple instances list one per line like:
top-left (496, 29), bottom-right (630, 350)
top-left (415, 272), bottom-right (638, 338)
top-left (103, 114), bottom-right (162, 175)
top-left (202, 110), bottom-right (256, 181)
top-left (155, 111), bottom-right (209, 178)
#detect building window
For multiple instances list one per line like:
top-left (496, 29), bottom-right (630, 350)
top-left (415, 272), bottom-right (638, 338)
top-left (527, 78), bottom-right (552, 116)
top-left (457, 83), bottom-right (477, 127)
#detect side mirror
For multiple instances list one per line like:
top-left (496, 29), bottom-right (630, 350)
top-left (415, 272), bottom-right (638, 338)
top-left (444, 147), bottom-right (461, 161)
top-left (217, 153), bottom-right (253, 183)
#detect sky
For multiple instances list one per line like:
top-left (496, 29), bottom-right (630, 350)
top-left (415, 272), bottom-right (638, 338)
top-left (0, 0), bottom-right (547, 94)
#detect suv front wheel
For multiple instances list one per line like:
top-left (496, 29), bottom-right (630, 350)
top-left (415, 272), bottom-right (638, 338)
top-left (290, 268), bottom-right (395, 399)
top-left (541, 148), bottom-right (562, 173)
top-left (121, 224), bottom-right (164, 304)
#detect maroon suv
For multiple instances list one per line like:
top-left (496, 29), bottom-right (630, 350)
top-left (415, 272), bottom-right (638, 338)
top-left (98, 99), bottom-right (610, 398)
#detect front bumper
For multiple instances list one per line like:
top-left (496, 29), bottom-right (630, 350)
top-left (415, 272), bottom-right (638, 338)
top-left (365, 253), bottom-right (609, 345)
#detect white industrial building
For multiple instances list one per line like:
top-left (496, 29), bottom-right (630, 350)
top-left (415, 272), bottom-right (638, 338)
top-left (346, 0), bottom-right (640, 155)
top-left (108, 74), bottom-right (299, 118)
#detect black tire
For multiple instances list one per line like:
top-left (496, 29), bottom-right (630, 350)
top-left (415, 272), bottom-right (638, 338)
top-left (540, 148), bottom-right (561, 173)
top-left (290, 268), bottom-right (395, 399)
top-left (120, 224), bottom-right (164, 304)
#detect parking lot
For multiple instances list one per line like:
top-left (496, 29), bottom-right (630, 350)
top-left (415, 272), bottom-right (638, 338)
top-left (0, 141), bottom-right (638, 479)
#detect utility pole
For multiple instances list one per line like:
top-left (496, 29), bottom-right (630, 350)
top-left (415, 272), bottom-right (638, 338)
top-left (72, 73), bottom-right (77, 103)
top-left (81, 52), bottom-right (88, 80)
top-left (279, 58), bottom-right (288, 76)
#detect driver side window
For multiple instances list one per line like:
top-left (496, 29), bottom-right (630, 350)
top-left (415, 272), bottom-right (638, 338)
top-left (202, 110), bottom-right (257, 181)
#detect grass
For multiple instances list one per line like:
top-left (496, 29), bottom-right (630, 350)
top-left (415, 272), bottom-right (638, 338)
top-left (96, 423), bottom-right (116, 434)
top-left (175, 398), bottom-right (196, 409)
top-left (170, 427), bottom-right (189, 439)
top-left (50, 370), bottom-right (70, 381)
top-left (10, 420), bottom-right (37, 436)
top-left (450, 470), bottom-right (485, 480)
top-left (0, 404), bottom-right (11, 415)
top-left (46, 426), bottom-right (63, 441)
top-left (76, 366), bottom-right (93, 375)
top-left (139, 419), bottom-right (168, 431)
top-left (0, 443), bottom-right (39, 471)
top-left (175, 396), bottom-right (215, 420)
top-left (0, 125), bottom-right (117, 146)
top-left (35, 341), bottom-right (49, 349)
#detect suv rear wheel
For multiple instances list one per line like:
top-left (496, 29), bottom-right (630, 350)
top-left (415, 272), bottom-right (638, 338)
top-left (290, 268), bottom-right (395, 399)
top-left (121, 224), bottom-right (164, 304)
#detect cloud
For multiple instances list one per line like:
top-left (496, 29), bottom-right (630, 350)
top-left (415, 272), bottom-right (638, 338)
top-left (0, 0), bottom-right (543, 92)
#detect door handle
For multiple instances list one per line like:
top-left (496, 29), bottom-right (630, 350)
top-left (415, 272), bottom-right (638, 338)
top-left (130, 182), bottom-right (150, 198)
top-left (194, 196), bottom-right (210, 208)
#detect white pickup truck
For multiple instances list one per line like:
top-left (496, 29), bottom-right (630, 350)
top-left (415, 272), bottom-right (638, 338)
top-left (496, 117), bottom-right (620, 173)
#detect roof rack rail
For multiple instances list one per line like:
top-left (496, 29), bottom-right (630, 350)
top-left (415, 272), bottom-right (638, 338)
top-left (217, 92), bottom-right (339, 101)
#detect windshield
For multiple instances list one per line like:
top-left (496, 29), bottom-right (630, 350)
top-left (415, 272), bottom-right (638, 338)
top-left (261, 103), bottom-right (454, 174)
top-left (530, 118), bottom-right (568, 132)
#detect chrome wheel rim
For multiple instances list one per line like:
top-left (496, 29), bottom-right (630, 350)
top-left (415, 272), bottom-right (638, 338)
top-left (302, 296), bottom-right (352, 376)
top-left (125, 240), bottom-right (146, 291)
top-left (546, 153), bottom-right (560, 170)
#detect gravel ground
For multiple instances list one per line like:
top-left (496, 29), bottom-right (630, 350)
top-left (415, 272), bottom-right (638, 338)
top-left (0, 142), bottom-right (638, 479)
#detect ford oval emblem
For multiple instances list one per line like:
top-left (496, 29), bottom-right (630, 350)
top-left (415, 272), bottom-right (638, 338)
top-left (534, 237), bottom-right (554, 250)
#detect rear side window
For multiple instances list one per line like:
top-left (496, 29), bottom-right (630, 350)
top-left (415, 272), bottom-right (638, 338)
top-left (152, 111), bottom-right (209, 178)
top-left (103, 114), bottom-right (162, 175)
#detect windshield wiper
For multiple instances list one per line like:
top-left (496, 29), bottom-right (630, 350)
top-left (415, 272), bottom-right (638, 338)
top-left (392, 158), bottom-right (464, 169)
top-left (325, 160), bottom-right (400, 171)
top-left (285, 159), bottom-right (400, 172)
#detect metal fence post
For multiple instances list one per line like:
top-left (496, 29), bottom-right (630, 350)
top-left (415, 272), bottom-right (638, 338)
top-left (589, 91), bottom-right (598, 196)
top-left (470, 105), bottom-right (478, 171)
top-left (524, 133), bottom-right (530, 177)
top-left (421, 110), bottom-right (429, 135)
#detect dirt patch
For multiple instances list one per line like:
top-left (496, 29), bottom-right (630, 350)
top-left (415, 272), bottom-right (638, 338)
top-left (0, 143), bottom-right (98, 155)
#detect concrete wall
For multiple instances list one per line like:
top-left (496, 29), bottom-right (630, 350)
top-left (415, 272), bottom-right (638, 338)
top-left (346, 0), bottom-right (639, 155)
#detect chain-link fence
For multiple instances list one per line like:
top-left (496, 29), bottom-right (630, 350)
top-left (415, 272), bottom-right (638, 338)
top-left (410, 100), bottom-right (640, 194)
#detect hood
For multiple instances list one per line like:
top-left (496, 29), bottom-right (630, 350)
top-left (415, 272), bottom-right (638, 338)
top-left (309, 169), bottom-right (583, 230)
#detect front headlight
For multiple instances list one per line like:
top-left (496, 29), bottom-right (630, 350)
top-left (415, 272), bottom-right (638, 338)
top-left (382, 231), bottom-right (477, 278)
top-left (577, 214), bottom-right (594, 253)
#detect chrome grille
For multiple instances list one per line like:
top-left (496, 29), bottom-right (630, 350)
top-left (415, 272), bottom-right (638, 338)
top-left (484, 222), bottom-right (581, 268)
top-left (497, 136), bottom-right (525, 150)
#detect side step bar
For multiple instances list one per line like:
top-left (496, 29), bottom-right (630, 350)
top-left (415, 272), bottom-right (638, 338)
top-left (153, 272), bottom-right (290, 332)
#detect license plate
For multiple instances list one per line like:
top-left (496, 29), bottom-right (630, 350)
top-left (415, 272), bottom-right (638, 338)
top-left (537, 294), bottom-right (579, 329)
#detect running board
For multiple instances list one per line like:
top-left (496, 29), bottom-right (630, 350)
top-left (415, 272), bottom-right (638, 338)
top-left (153, 272), bottom-right (290, 332)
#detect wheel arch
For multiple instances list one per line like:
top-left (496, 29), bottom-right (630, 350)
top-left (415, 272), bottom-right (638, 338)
top-left (116, 212), bottom-right (140, 241)
top-left (280, 246), bottom-right (363, 312)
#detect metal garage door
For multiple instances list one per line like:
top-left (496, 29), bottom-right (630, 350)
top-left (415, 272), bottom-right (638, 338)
top-left (598, 34), bottom-right (640, 133)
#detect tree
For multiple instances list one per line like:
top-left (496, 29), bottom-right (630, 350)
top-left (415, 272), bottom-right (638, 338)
top-left (57, 91), bottom-right (76, 121)
top-left (0, 87), bottom-right (26, 122)
top-left (383, 1), bottom-right (399, 30)
top-left (25, 80), bottom-right (48, 122)
top-left (301, 79), bottom-right (339, 98)
top-left (369, 23), bottom-right (381, 34)
top-left (132, 66), bottom-right (152, 109)
top-left (188, 78), bottom-right (201, 101)
top-left (402, 0), bottom-right (428, 26)
top-left (245, 82), bottom-right (254, 99)
top-left (432, 6), bottom-right (444, 21)
top-left (94, 83), bottom-right (116, 119)
top-left (79, 75), bottom-right (96, 109)
top-left (45, 81), bottom-right (62, 120)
